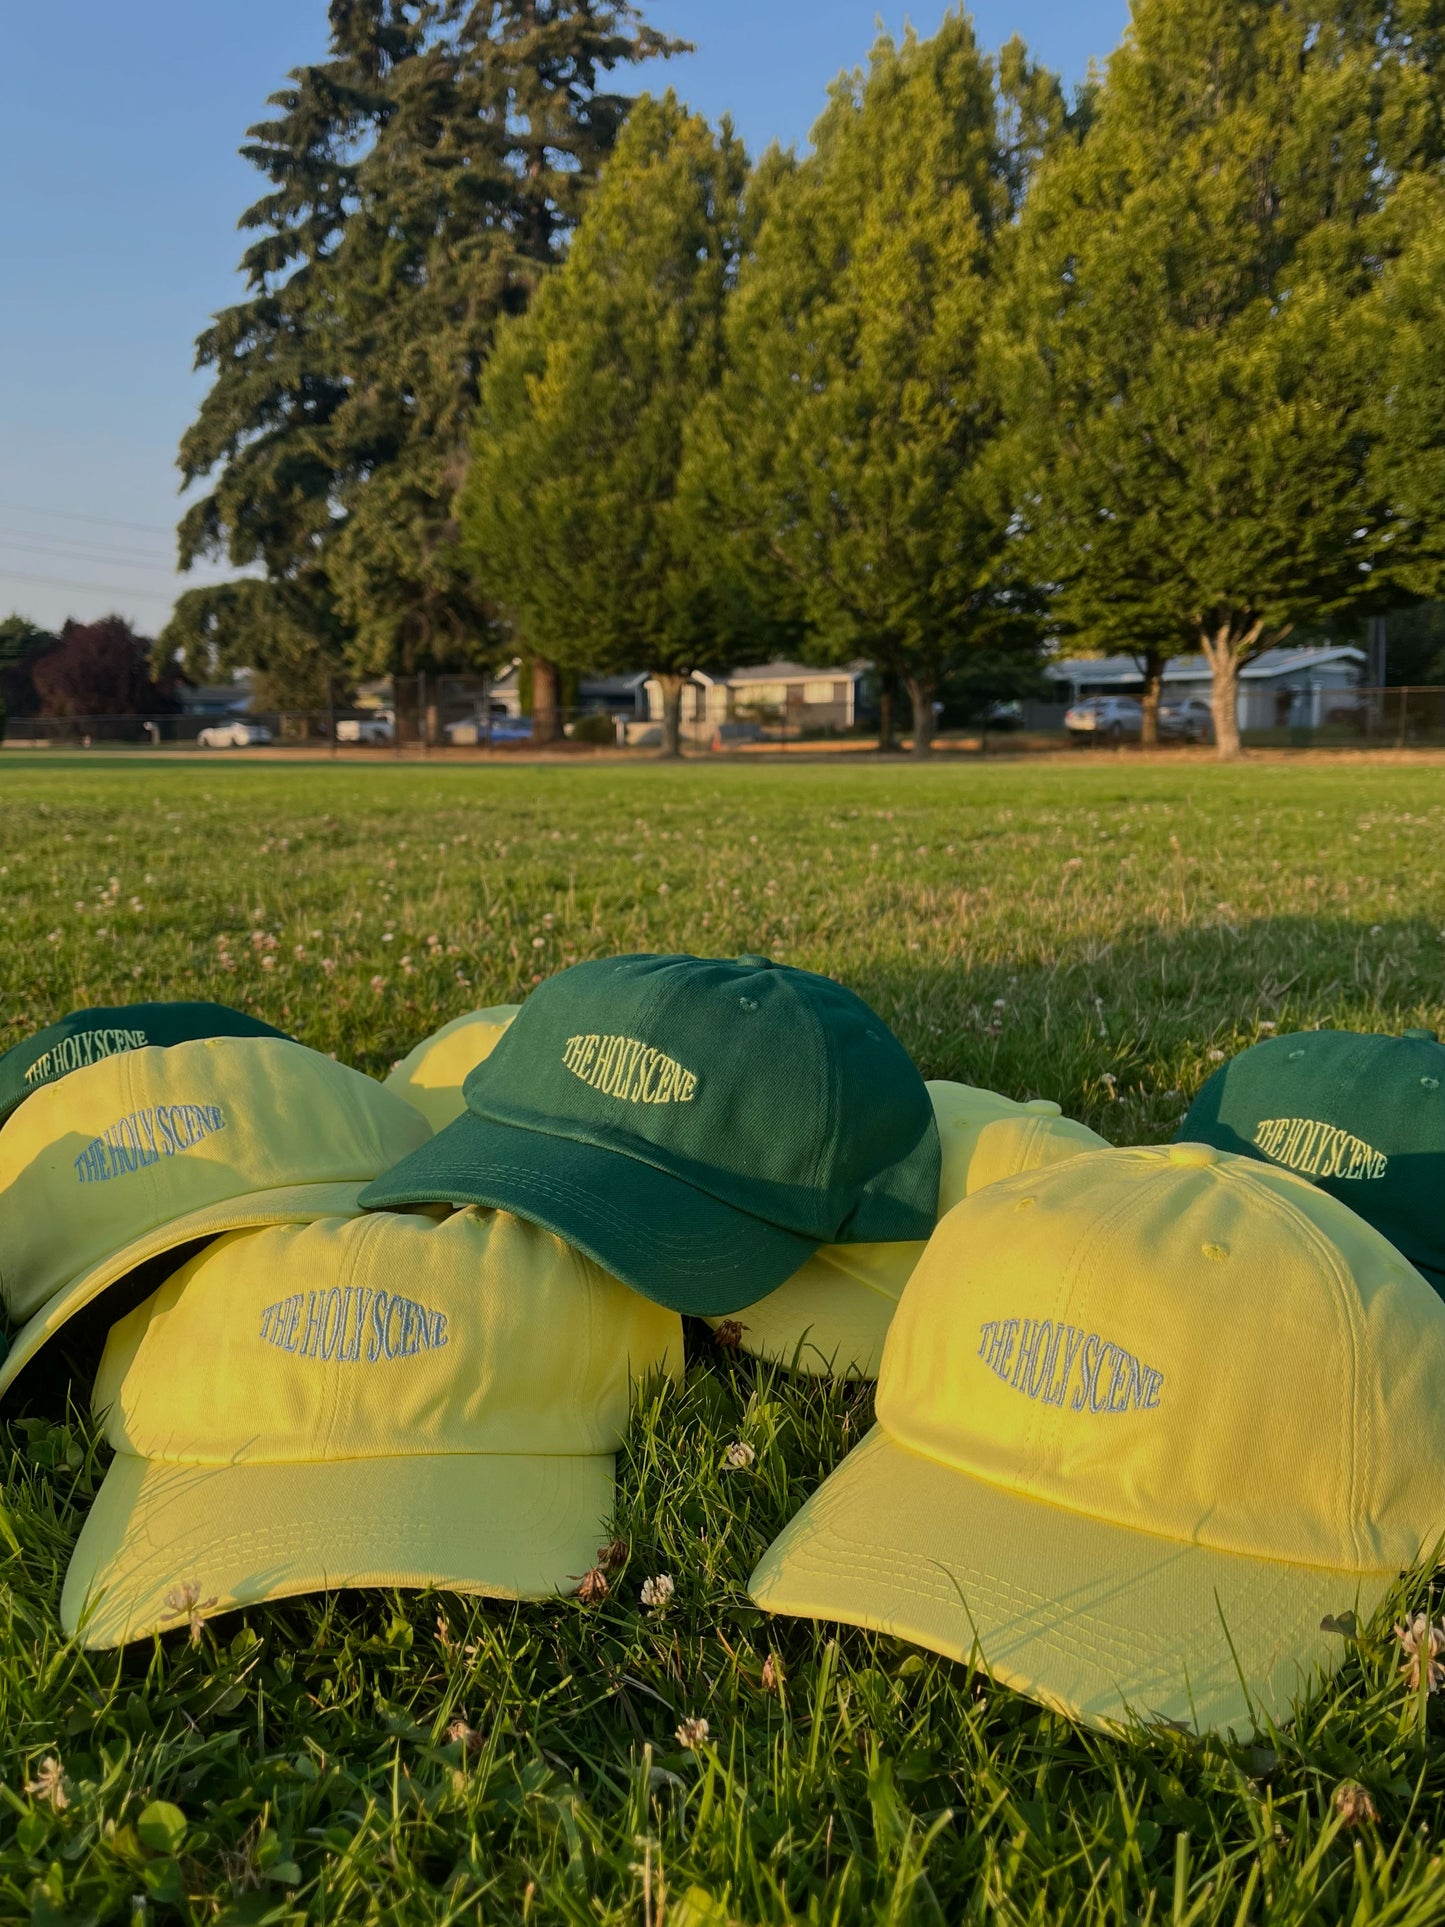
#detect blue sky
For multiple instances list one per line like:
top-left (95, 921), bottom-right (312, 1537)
top-left (0, 1), bottom-right (1128, 635)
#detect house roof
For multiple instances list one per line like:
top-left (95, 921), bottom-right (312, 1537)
top-left (725, 660), bottom-right (859, 684)
top-left (1047, 646), bottom-right (1365, 687)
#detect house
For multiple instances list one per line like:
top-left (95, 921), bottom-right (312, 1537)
top-left (641, 660), bottom-right (867, 741)
top-left (483, 663), bottom-right (651, 721)
top-left (1045, 645), bottom-right (1366, 730)
top-left (177, 679), bottom-right (253, 719)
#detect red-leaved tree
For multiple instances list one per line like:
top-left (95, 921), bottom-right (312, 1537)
top-left (31, 617), bottom-right (174, 717)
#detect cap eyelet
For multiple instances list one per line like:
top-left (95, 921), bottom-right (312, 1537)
top-left (1015, 1196), bottom-right (1036, 1211)
top-left (739, 997), bottom-right (759, 1013)
top-left (1202, 1242), bottom-right (1229, 1262)
top-left (1423, 1076), bottom-right (1440, 1091)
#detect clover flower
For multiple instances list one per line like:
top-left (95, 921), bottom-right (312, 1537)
top-left (1395, 1612), bottom-right (1445, 1694)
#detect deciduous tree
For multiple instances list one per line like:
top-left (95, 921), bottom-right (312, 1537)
top-left (31, 619), bottom-right (173, 718)
top-left (690, 20), bottom-right (1072, 756)
top-left (1008, 0), bottom-right (1445, 757)
top-left (459, 93), bottom-right (751, 757)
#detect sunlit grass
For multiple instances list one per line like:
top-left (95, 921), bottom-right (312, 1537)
top-left (2, 755), bottom-right (1444, 1922)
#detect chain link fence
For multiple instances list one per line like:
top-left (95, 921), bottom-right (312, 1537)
top-left (4, 682), bottom-right (1444, 754)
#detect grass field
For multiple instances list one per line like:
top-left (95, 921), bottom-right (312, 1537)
top-left (2, 755), bottom-right (1444, 1926)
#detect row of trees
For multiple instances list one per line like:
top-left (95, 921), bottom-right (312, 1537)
top-left (170, 0), bottom-right (1445, 756)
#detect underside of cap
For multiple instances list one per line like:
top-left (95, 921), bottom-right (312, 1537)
top-left (360, 1108), bottom-right (819, 1313)
top-left (749, 1428), bottom-right (1388, 1735)
top-left (0, 1180), bottom-right (372, 1406)
top-left (63, 1448), bottom-right (615, 1647)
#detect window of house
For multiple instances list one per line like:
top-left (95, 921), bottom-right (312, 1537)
top-left (803, 680), bottom-right (837, 704)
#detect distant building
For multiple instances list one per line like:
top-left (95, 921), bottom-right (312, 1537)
top-left (642, 660), bottom-right (867, 740)
top-left (177, 679), bottom-right (252, 719)
top-left (1045, 645), bottom-right (1366, 730)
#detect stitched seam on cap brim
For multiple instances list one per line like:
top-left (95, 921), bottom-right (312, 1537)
top-left (864, 1417), bottom-right (1409, 1580)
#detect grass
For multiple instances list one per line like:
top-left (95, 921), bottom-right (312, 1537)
top-left (1, 754), bottom-right (1444, 1926)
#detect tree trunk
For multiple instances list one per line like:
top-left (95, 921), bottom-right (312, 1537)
top-left (531, 654), bottom-right (561, 746)
top-left (655, 672), bottom-right (686, 759)
top-left (877, 675), bottom-right (897, 753)
top-left (1139, 649), bottom-right (1163, 748)
top-left (905, 671), bottom-right (937, 758)
top-left (1199, 623), bottom-right (1258, 761)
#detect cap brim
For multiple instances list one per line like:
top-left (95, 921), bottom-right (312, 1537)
top-left (0, 1181), bottom-right (371, 1404)
top-left (704, 1241), bottom-right (922, 1380)
top-left (359, 1110), bottom-right (819, 1315)
top-left (63, 1447), bottom-right (614, 1647)
top-left (750, 1428), bottom-right (1386, 1735)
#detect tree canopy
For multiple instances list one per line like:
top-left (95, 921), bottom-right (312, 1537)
top-left (687, 19), bottom-right (1075, 755)
top-left (1007, 0), bottom-right (1445, 754)
top-left (458, 92), bottom-right (751, 755)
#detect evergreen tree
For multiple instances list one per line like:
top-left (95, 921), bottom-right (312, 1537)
top-left (689, 19), bottom-right (1072, 757)
top-left (1008, 0), bottom-right (1445, 757)
top-left (458, 93), bottom-right (751, 757)
top-left (178, 2), bottom-right (681, 692)
top-left (178, 6), bottom-right (417, 614)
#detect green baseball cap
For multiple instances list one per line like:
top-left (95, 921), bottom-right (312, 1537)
top-left (1179, 1027), bottom-right (1445, 1288)
top-left (0, 1002), bottom-right (292, 1127)
top-left (360, 953), bottom-right (941, 1314)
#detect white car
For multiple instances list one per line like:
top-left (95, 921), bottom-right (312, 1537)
top-left (197, 721), bottom-right (274, 749)
top-left (335, 712), bottom-right (395, 745)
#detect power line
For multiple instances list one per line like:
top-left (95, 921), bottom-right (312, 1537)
top-left (0, 567), bottom-right (179, 604)
top-left (0, 500), bottom-right (177, 537)
top-left (0, 536), bottom-right (182, 576)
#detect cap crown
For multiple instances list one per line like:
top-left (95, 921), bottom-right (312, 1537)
top-left (879, 1144), bottom-right (1445, 1573)
top-left (383, 1005), bottom-right (520, 1130)
top-left (95, 1209), bottom-right (682, 1464)
top-left (933, 1082), bottom-right (1104, 1201)
top-left (464, 954), bottom-right (939, 1242)
top-left (0, 1002), bottom-right (291, 1125)
top-left (1181, 1029), bottom-right (1445, 1282)
top-left (0, 1038), bottom-right (431, 1323)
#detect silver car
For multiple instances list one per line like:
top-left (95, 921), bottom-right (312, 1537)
top-left (1064, 696), bottom-right (1143, 742)
top-left (1157, 696), bottom-right (1215, 743)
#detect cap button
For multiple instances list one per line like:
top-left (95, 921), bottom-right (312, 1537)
top-left (735, 954), bottom-right (773, 969)
top-left (1403, 1028), bottom-right (1439, 1043)
top-left (1022, 1098), bottom-right (1062, 1116)
top-left (1169, 1142), bottom-right (1224, 1167)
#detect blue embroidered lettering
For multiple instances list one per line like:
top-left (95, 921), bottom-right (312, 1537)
top-left (1027, 1321), bottom-right (1056, 1399)
top-left (979, 1317), bottom-right (1163, 1414)
top-left (1048, 1325), bottom-right (1084, 1405)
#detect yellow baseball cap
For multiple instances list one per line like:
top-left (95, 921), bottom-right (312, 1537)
top-left (383, 1006), bottom-right (521, 1130)
top-left (0, 1037), bottom-right (431, 1403)
top-left (705, 1082), bottom-right (1105, 1378)
top-left (750, 1143), bottom-right (1445, 1734)
top-left (63, 1207), bottom-right (682, 1646)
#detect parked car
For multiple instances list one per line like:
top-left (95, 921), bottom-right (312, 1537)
top-left (335, 710), bottom-right (395, 745)
top-left (197, 721), bottom-right (273, 748)
top-left (711, 720), bottom-right (764, 750)
top-left (1064, 696), bottom-right (1143, 742)
top-left (980, 700), bottom-right (1023, 731)
top-left (1157, 696), bottom-right (1214, 743)
top-left (444, 714), bottom-right (533, 746)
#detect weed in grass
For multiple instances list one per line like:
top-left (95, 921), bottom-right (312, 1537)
top-left (1, 758), bottom-right (1444, 1922)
